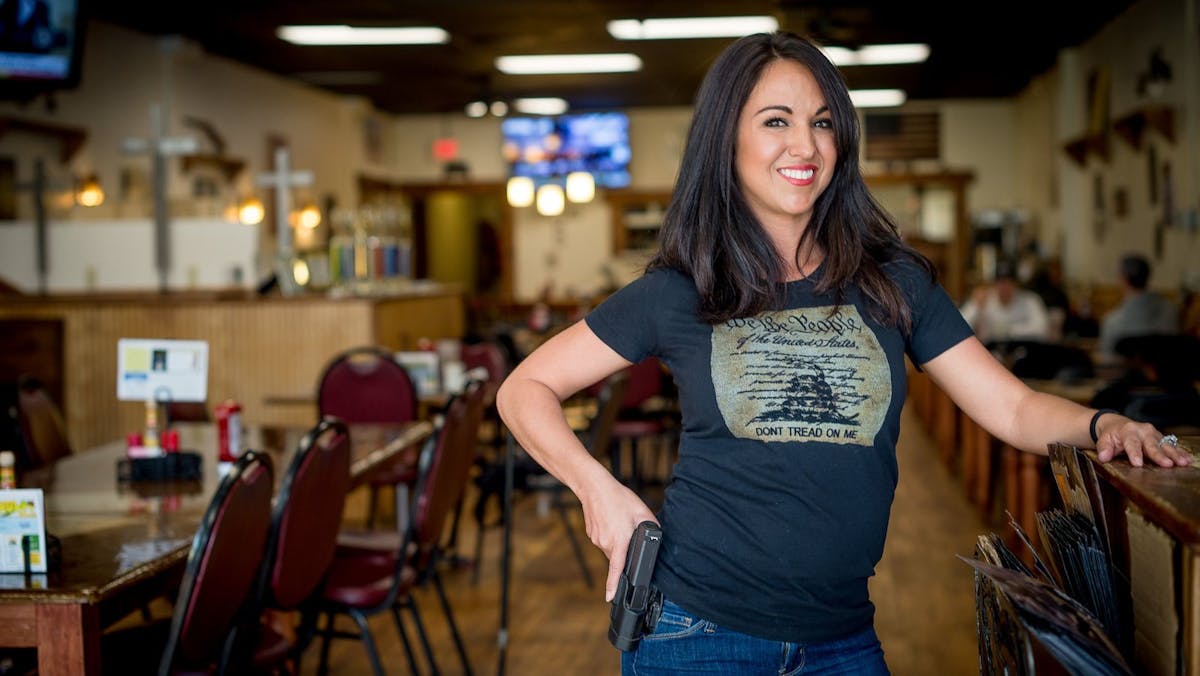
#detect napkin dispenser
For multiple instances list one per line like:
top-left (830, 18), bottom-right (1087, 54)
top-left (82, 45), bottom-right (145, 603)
top-left (116, 451), bottom-right (203, 483)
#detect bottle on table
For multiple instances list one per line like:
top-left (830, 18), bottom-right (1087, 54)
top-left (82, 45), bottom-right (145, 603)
top-left (143, 399), bottom-right (160, 449)
top-left (0, 450), bottom-right (16, 489)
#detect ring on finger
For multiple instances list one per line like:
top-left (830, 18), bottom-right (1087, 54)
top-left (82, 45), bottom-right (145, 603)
top-left (1158, 434), bottom-right (1179, 447)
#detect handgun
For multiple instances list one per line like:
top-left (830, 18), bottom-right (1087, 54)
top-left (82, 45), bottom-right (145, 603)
top-left (608, 520), bottom-right (663, 652)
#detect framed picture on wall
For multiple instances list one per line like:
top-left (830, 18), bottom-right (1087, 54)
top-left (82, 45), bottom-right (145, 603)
top-left (0, 157), bottom-right (15, 221)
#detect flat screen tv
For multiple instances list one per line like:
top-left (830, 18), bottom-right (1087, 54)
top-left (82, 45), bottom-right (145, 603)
top-left (0, 0), bottom-right (86, 96)
top-left (501, 112), bottom-right (631, 189)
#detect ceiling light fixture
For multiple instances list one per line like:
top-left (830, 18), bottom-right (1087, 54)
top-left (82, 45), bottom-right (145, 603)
top-left (849, 89), bottom-right (907, 108)
top-left (277, 25), bottom-right (449, 46)
top-left (465, 100), bottom-right (489, 118)
top-left (74, 173), bottom-right (104, 207)
top-left (565, 172), bottom-right (595, 204)
top-left (535, 183), bottom-right (565, 216)
top-left (607, 16), bottom-right (778, 40)
top-left (507, 176), bottom-right (535, 208)
top-left (823, 43), bottom-right (930, 66)
top-left (496, 54), bottom-right (642, 75)
top-left (514, 97), bottom-right (569, 115)
top-left (465, 99), bottom-right (510, 117)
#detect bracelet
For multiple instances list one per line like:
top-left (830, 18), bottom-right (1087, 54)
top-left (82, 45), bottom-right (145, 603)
top-left (1090, 408), bottom-right (1119, 443)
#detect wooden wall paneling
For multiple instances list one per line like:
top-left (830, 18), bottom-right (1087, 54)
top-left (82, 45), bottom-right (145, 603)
top-left (372, 292), bottom-right (466, 350)
top-left (0, 292), bottom-right (465, 450)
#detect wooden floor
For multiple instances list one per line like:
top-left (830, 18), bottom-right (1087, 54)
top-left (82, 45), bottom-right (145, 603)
top-left (301, 402), bottom-right (987, 675)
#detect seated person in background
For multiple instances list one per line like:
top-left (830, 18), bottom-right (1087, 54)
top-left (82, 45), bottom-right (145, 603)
top-left (959, 259), bottom-right (1052, 344)
top-left (1097, 253), bottom-right (1180, 357)
top-left (1028, 257), bottom-right (1096, 339)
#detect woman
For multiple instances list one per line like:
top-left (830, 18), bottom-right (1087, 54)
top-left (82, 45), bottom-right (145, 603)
top-left (496, 31), bottom-right (1189, 674)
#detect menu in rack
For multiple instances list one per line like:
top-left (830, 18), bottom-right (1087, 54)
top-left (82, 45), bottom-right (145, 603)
top-left (0, 489), bottom-right (48, 573)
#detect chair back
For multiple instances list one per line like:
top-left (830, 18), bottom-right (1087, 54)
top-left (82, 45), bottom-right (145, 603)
top-left (1123, 386), bottom-right (1200, 431)
top-left (15, 375), bottom-right (72, 467)
top-left (620, 358), bottom-right (665, 410)
top-left (159, 451), bottom-right (274, 675)
top-left (317, 346), bottom-right (418, 424)
top-left (1115, 333), bottom-right (1200, 385)
top-left (992, 341), bottom-right (1094, 380)
top-left (412, 380), bottom-right (487, 550)
top-left (462, 340), bottom-right (510, 407)
top-left (260, 417), bottom-right (352, 609)
top-left (584, 370), bottom-right (630, 459)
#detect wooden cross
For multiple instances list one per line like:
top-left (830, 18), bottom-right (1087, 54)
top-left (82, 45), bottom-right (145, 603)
top-left (12, 158), bottom-right (56, 294)
top-left (120, 103), bottom-right (198, 293)
top-left (255, 146), bottom-right (313, 261)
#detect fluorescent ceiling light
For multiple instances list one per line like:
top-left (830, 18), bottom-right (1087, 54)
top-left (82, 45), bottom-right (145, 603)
top-left (496, 54), bottom-right (642, 75)
top-left (514, 97), bottom-right (569, 115)
top-left (823, 43), bottom-right (930, 66)
top-left (849, 89), bottom-right (907, 108)
top-left (277, 25), bottom-right (449, 45)
top-left (607, 16), bottom-right (778, 40)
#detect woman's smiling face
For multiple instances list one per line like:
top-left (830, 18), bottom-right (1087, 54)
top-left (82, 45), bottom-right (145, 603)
top-left (735, 59), bottom-right (837, 232)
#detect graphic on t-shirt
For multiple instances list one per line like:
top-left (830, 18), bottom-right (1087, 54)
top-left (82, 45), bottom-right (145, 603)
top-left (710, 305), bottom-right (891, 445)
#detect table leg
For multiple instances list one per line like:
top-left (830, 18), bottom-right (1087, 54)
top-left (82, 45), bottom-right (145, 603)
top-left (973, 422), bottom-right (992, 516)
top-left (37, 603), bottom-right (101, 675)
top-left (1019, 452), bottom-right (1042, 553)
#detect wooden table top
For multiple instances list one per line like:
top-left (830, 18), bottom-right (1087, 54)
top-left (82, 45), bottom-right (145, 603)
top-left (1083, 435), bottom-right (1200, 545)
top-left (0, 420), bottom-right (432, 605)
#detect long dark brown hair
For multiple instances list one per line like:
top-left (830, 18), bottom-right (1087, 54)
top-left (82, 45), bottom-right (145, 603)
top-left (648, 31), bottom-right (934, 333)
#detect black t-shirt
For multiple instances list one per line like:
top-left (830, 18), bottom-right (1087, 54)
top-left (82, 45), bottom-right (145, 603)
top-left (585, 261), bottom-right (972, 642)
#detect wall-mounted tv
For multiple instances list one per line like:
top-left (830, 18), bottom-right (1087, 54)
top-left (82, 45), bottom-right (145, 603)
top-left (0, 0), bottom-right (86, 96)
top-left (501, 112), bottom-right (631, 189)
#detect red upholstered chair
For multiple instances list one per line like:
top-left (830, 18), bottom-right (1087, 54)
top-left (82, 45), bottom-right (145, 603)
top-left (607, 357), bottom-right (678, 495)
top-left (316, 346), bottom-right (418, 528)
top-left (314, 380), bottom-right (487, 676)
top-left (225, 418), bottom-right (352, 673)
top-left (159, 451), bottom-right (275, 674)
top-left (460, 340), bottom-right (510, 450)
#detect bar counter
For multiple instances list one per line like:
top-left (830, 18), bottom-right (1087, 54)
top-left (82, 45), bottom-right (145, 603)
top-left (0, 283), bottom-right (465, 450)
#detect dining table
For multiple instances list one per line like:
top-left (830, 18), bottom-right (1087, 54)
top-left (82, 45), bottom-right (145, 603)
top-left (0, 419), bottom-right (433, 676)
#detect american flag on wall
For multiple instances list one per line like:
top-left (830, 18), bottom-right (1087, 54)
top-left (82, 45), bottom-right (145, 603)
top-left (864, 112), bottom-right (940, 161)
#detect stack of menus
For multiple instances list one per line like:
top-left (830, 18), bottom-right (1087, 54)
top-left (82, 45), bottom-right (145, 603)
top-left (965, 443), bottom-right (1133, 675)
top-left (0, 489), bottom-right (47, 574)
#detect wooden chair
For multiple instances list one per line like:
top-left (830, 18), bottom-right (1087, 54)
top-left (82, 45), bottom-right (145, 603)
top-left (15, 374), bottom-right (72, 468)
top-left (226, 418), bottom-right (352, 674)
top-left (313, 380), bottom-right (486, 676)
top-left (317, 345), bottom-right (419, 529)
top-left (157, 451), bottom-right (275, 674)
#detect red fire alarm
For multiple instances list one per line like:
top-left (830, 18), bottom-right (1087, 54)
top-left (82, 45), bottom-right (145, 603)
top-left (432, 137), bottom-right (459, 161)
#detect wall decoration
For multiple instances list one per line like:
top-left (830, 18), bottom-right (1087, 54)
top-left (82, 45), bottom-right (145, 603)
top-left (1113, 187), bottom-right (1128, 219)
top-left (1161, 161), bottom-right (1174, 228)
top-left (1136, 48), bottom-right (1172, 99)
top-left (0, 157), bottom-right (14, 220)
top-left (1092, 174), bottom-right (1106, 240)
top-left (362, 114), bottom-right (383, 164)
top-left (1147, 144), bottom-right (1158, 204)
top-left (1062, 67), bottom-right (1113, 166)
top-left (1086, 66), bottom-right (1111, 160)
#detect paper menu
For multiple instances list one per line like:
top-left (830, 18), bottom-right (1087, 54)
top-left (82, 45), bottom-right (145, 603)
top-left (0, 489), bottom-right (48, 573)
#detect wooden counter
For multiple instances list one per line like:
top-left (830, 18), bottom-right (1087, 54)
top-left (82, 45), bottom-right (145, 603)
top-left (0, 285), bottom-right (465, 450)
top-left (1081, 439), bottom-right (1200, 675)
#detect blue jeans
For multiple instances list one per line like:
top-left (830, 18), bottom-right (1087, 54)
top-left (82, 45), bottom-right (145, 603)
top-left (622, 598), bottom-right (889, 675)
